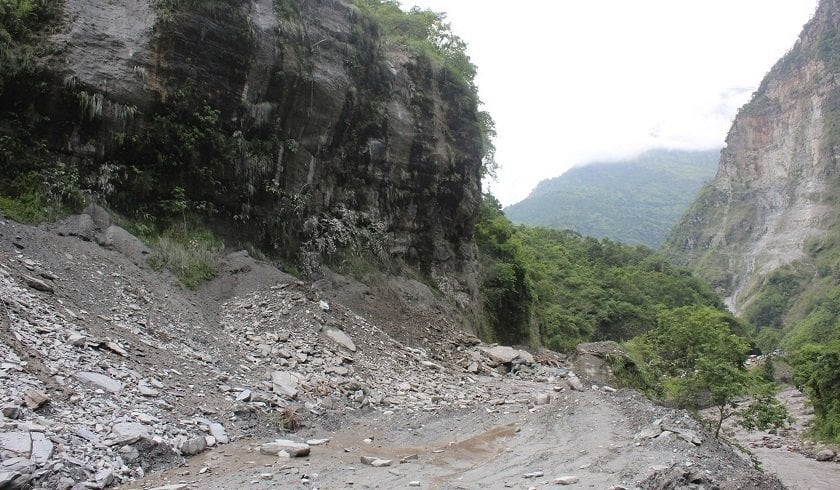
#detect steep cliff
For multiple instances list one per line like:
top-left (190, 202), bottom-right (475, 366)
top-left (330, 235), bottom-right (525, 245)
top-left (0, 0), bottom-right (486, 305)
top-left (664, 0), bottom-right (839, 314)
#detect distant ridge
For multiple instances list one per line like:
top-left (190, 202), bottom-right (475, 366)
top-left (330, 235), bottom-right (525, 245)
top-left (504, 149), bottom-right (720, 248)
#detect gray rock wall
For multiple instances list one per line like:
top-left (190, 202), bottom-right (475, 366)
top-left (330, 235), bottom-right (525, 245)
top-left (39, 0), bottom-right (482, 306)
top-left (664, 0), bottom-right (840, 313)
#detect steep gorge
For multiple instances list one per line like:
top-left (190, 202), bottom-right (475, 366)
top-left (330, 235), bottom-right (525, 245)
top-left (0, 0), bottom-right (486, 307)
top-left (665, 0), bottom-right (840, 315)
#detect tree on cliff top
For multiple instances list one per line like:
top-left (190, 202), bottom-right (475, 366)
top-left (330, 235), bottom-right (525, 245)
top-left (353, 0), bottom-right (497, 176)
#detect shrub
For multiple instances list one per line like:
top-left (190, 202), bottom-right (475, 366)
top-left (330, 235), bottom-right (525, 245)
top-left (147, 222), bottom-right (222, 289)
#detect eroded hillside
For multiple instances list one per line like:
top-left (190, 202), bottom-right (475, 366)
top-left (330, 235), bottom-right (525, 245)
top-left (0, 208), bottom-right (783, 489)
top-left (665, 0), bottom-right (840, 313)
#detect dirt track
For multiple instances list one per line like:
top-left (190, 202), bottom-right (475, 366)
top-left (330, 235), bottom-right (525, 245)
top-left (119, 386), bottom-right (775, 490)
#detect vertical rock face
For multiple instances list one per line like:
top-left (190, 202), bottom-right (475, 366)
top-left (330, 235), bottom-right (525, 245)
top-left (35, 0), bottom-right (483, 304)
top-left (665, 0), bottom-right (840, 312)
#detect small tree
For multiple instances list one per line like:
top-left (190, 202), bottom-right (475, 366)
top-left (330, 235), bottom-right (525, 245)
top-left (631, 306), bottom-right (789, 437)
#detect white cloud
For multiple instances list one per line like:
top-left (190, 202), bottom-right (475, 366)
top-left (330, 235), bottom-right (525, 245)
top-left (401, 0), bottom-right (818, 205)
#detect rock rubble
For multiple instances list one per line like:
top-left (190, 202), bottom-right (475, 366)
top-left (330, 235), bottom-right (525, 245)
top-left (0, 216), bottom-right (577, 488)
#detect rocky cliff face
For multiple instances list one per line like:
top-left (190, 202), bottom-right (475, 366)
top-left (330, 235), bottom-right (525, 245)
top-left (665, 0), bottom-right (840, 313)
top-left (6, 0), bottom-right (484, 305)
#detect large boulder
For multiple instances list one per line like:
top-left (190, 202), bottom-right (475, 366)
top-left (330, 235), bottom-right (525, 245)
top-left (573, 341), bottom-right (635, 387)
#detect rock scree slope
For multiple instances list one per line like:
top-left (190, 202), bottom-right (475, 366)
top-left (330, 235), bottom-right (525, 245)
top-left (0, 208), bottom-right (784, 489)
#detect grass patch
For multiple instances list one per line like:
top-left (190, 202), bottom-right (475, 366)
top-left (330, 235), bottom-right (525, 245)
top-left (0, 191), bottom-right (50, 223)
top-left (335, 252), bottom-right (384, 286)
top-left (0, 169), bottom-right (85, 224)
top-left (147, 223), bottom-right (223, 289)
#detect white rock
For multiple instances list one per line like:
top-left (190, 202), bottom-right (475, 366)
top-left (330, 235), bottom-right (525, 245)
top-left (360, 456), bottom-right (392, 467)
top-left (180, 435), bottom-right (207, 455)
top-left (209, 422), bottom-right (229, 444)
top-left (271, 371), bottom-right (301, 398)
top-left (0, 432), bottom-right (31, 455)
top-left (534, 393), bottom-right (551, 405)
top-left (77, 372), bottom-right (123, 393)
top-left (111, 422), bottom-right (149, 441)
top-left (554, 475), bottom-right (580, 485)
top-left (67, 333), bottom-right (87, 346)
top-left (29, 432), bottom-right (53, 464)
top-left (306, 438), bottom-right (330, 446)
top-left (566, 375), bottom-right (586, 392)
top-left (325, 328), bottom-right (356, 352)
top-left (259, 439), bottom-right (310, 457)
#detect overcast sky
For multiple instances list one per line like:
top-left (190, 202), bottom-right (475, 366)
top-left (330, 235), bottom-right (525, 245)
top-left (400, 0), bottom-right (819, 206)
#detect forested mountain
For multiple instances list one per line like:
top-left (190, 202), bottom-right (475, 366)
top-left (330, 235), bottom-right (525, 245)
top-left (477, 195), bottom-right (726, 350)
top-left (504, 149), bottom-right (719, 248)
top-left (666, 0), bottom-right (840, 441)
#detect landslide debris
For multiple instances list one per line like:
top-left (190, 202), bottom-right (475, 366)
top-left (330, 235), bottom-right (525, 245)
top-left (0, 210), bottom-right (781, 489)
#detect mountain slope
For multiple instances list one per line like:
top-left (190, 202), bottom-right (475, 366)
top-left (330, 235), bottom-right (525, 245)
top-left (504, 149), bottom-right (719, 248)
top-left (663, 0), bottom-right (839, 314)
top-left (664, 0), bottom-right (840, 442)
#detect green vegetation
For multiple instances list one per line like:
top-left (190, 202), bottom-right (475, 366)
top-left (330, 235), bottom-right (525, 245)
top-left (504, 149), bottom-right (719, 248)
top-left (744, 268), bottom-right (803, 330)
top-left (480, 195), bottom-right (791, 438)
top-left (0, 0), bottom-right (78, 221)
top-left (733, 206), bottom-right (840, 442)
top-left (353, 0), bottom-right (496, 176)
top-left (477, 194), bottom-right (723, 349)
top-left (145, 220), bottom-right (223, 289)
top-left (625, 306), bottom-right (790, 438)
top-left (353, 0), bottom-right (475, 89)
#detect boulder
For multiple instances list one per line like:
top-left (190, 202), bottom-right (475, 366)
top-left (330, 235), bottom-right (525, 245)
top-left (1, 405), bottom-right (21, 420)
top-left (29, 432), bottom-right (53, 464)
top-left (111, 422), bottom-right (150, 442)
top-left (325, 328), bottom-right (356, 352)
top-left (271, 371), bottom-right (301, 398)
top-left (21, 275), bottom-right (53, 293)
top-left (77, 372), bottom-right (123, 393)
top-left (208, 423), bottom-right (229, 444)
top-left (480, 346), bottom-right (534, 366)
top-left (179, 436), bottom-right (207, 456)
top-left (573, 341), bottom-right (635, 387)
top-left (816, 448), bottom-right (836, 461)
top-left (0, 432), bottom-right (31, 456)
top-left (259, 439), bottom-right (310, 457)
top-left (566, 374), bottom-right (586, 392)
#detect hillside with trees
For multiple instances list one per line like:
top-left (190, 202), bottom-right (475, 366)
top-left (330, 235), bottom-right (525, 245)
top-left (504, 149), bottom-right (719, 248)
top-left (477, 195), bottom-right (725, 350)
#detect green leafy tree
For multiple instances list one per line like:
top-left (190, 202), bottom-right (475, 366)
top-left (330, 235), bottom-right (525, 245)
top-left (790, 341), bottom-right (840, 440)
top-left (629, 306), bottom-right (789, 438)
